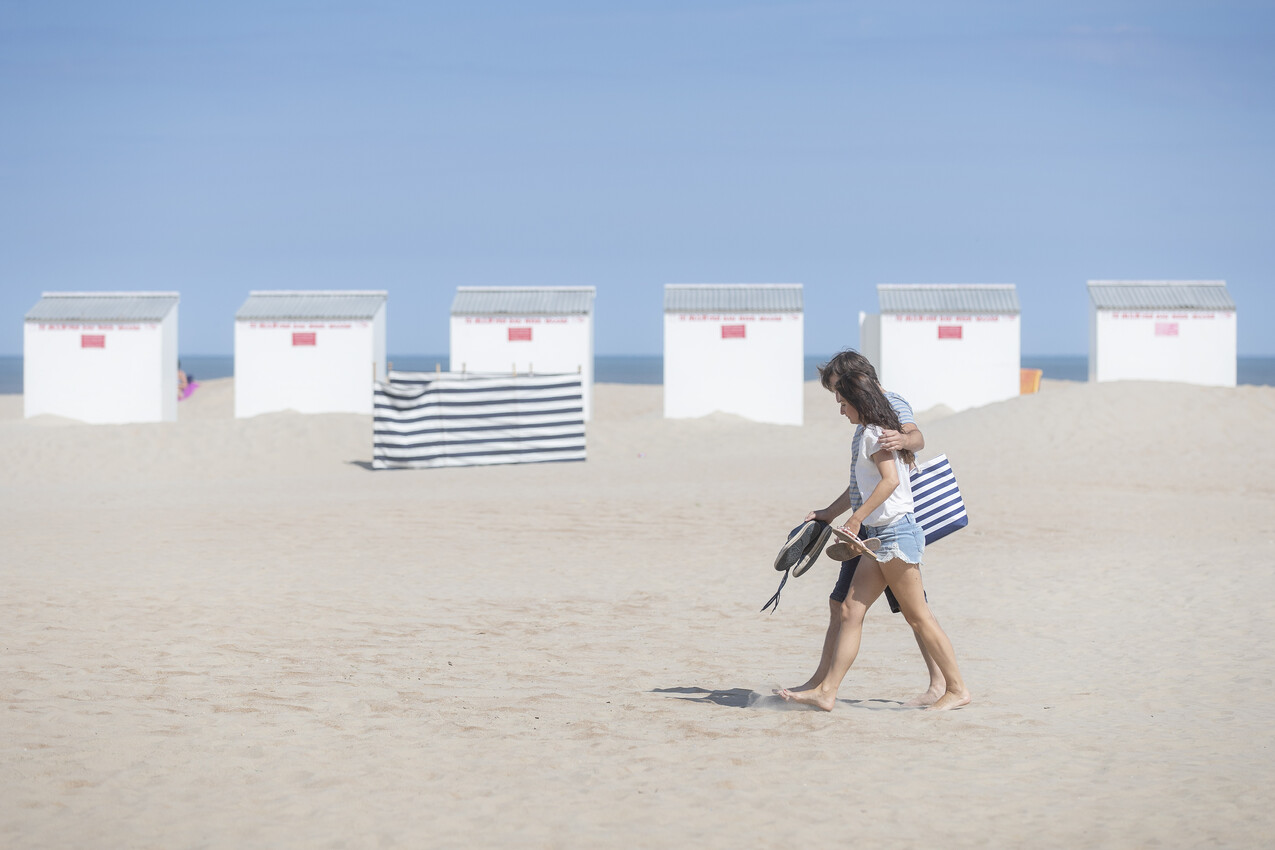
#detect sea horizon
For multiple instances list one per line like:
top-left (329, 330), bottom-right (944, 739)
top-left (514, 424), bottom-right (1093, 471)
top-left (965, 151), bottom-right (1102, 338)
top-left (3, 354), bottom-right (1275, 395)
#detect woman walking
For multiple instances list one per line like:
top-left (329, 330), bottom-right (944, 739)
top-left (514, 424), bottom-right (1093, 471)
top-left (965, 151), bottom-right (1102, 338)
top-left (779, 371), bottom-right (971, 712)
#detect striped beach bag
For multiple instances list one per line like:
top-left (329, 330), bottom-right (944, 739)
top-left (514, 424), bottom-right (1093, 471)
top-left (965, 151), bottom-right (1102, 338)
top-left (910, 454), bottom-right (968, 544)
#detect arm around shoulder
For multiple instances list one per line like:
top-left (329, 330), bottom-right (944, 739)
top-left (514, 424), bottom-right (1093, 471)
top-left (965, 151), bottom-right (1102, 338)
top-left (900, 423), bottom-right (925, 452)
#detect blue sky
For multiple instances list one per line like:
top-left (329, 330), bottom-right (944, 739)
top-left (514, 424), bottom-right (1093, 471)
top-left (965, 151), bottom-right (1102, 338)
top-left (2, 1), bottom-right (1272, 355)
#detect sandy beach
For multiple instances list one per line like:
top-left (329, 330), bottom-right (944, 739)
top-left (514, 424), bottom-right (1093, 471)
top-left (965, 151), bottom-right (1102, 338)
top-left (3, 376), bottom-right (1274, 848)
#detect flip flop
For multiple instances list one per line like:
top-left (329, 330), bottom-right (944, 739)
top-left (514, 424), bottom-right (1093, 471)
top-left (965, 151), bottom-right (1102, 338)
top-left (826, 527), bottom-right (884, 562)
top-left (825, 539), bottom-right (882, 561)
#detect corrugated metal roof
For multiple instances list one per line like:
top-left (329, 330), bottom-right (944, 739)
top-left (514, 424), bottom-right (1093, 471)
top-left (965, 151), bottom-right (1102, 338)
top-left (25, 291), bottom-right (180, 322)
top-left (1087, 281), bottom-right (1234, 310)
top-left (664, 284), bottom-right (803, 313)
top-left (451, 287), bottom-right (595, 316)
top-left (236, 290), bottom-right (387, 320)
top-left (878, 284), bottom-right (1020, 314)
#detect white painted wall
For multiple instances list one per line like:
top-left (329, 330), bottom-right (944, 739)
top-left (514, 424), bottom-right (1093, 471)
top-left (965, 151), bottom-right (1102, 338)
top-left (449, 315), bottom-right (594, 420)
top-left (1090, 308), bottom-right (1236, 386)
top-left (24, 309), bottom-right (178, 424)
top-left (234, 306), bottom-right (386, 417)
top-left (873, 312), bottom-right (1019, 413)
top-left (663, 312), bottom-right (804, 425)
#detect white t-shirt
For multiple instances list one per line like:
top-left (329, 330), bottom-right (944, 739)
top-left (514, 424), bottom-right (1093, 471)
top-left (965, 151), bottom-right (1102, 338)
top-left (852, 424), bottom-right (914, 528)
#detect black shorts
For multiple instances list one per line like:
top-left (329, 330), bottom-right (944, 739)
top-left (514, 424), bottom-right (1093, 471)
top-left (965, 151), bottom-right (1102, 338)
top-left (829, 556), bottom-right (921, 614)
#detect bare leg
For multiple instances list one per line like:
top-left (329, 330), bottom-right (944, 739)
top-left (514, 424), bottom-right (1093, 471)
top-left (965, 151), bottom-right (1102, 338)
top-left (901, 623), bottom-right (947, 706)
top-left (878, 559), bottom-right (970, 711)
top-left (780, 558), bottom-right (863, 694)
top-left (779, 559), bottom-right (888, 710)
top-left (790, 589), bottom-right (945, 704)
top-left (777, 599), bottom-right (839, 694)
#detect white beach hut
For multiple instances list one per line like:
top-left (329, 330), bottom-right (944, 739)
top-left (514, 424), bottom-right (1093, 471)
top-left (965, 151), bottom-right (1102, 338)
top-left (859, 284), bottom-right (1021, 413)
top-left (23, 291), bottom-right (180, 424)
top-left (1088, 280), bottom-right (1236, 386)
top-left (663, 284), bottom-right (804, 426)
top-left (234, 290), bottom-right (387, 418)
top-left (449, 286), bottom-right (596, 421)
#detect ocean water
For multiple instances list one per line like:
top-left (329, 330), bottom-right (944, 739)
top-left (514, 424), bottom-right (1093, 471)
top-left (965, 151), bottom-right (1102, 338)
top-left (390, 355), bottom-right (857, 383)
top-left (3, 354), bottom-right (1275, 395)
top-left (1022, 356), bottom-right (1088, 382)
top-left (1021, 355), bottom-right (1275, 386)
top-left (1, 356), bottom-right (21, 394)
top-left (388, 355), bottom-right (669, 383)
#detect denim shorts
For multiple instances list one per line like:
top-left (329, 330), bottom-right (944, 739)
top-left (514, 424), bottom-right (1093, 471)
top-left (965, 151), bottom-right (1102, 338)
top-left (864, 513), bottom-right (926, 566)
top-left (828, 513), bottom-right (926, 606)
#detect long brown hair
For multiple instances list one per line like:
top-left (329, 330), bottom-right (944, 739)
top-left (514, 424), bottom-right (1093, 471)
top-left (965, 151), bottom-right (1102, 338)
top-left (834, 371), bottom-right (915, 465)
top-left (817, 348), bottom-right (878, 392)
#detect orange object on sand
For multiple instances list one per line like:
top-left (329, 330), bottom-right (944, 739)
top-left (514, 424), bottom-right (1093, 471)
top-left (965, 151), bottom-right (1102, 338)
top-left (1020, 368), bottom-right (1042, 395)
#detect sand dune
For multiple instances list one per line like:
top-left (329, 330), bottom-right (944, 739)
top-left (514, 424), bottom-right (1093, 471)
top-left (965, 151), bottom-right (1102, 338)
top-left (2, 378), bottom-right (1273, 848)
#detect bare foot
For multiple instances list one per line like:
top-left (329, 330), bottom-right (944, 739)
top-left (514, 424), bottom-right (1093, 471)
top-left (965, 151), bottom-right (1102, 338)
top-left (926, 689), bottom-right (972, 711)
top-left (773, 678), bottom-right (819, 695)
top-left (902, 686), bottom-right (944, 707)
top-left (778, 687), bottom-right (836, 711)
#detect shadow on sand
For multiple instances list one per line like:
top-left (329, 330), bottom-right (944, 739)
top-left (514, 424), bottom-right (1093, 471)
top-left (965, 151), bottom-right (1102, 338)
top-left (652, 686), bottom-right (916, 712)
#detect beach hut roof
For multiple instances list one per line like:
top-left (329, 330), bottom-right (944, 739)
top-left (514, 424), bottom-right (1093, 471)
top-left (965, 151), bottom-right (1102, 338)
top-left (877, 284), bottom-right (1020, 315)
top-left (450, 286), bottom-right (595, 317)
top-left (1087, 281), bottom-right (1234, 311)
top-left (25, 291), bottom-right (180, 322)
top-left (235, 290), bottom-right (387, 321)
top-left (664, 284), bottom-right (803, 313)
